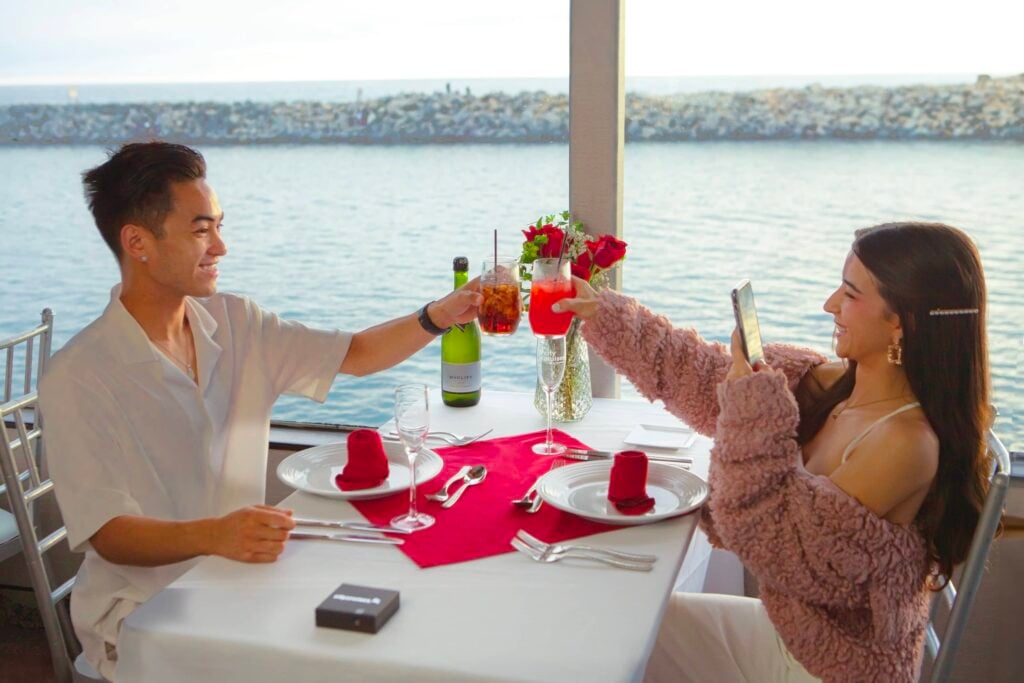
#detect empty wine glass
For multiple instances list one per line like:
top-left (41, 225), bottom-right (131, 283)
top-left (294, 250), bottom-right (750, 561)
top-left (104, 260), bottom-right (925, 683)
top-left (391, 384), bottom-right (435, 531)
top-left (532, 336), bottom-right (567, 456)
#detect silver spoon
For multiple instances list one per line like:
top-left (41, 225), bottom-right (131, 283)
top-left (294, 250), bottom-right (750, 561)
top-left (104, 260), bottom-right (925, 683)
top-left (425, 465), bottom-right (472, 502)
top-left (441, 465), bottom-right (487, 509)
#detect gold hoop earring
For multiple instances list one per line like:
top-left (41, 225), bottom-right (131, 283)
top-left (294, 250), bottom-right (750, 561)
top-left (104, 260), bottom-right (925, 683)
top-left (887, 342), bottom-right (903, 366)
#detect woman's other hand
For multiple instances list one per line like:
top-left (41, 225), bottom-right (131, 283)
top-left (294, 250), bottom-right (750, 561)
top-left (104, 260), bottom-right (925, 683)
top-left (552, 276), bottom-right (598, 319)
top-left (726, 328), bottom-right (767, 380)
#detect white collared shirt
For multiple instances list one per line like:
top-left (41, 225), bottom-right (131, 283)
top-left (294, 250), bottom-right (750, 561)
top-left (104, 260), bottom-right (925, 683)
top-left (39, 286), bottom-right (351, 680)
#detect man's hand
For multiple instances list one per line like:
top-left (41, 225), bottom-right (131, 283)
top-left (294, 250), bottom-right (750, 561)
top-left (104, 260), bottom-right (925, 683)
top-left (427, 277), bottom-right (483, 329)
top-left (551, 276), bottom-right (598, 320)
top-left (208, 505), bottom-right (296, 563)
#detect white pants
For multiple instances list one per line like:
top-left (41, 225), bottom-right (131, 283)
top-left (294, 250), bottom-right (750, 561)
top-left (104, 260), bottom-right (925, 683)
top-left (644, 593), bottom-right (821, 683)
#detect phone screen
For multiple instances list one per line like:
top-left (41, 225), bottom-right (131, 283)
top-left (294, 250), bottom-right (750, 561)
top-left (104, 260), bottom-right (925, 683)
top-left (732, 280), bottom-right (765, 366)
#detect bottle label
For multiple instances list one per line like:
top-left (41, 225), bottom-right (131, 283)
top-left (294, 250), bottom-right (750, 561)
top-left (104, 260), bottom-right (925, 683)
top-left (442, 362), bottom-right (481, 393)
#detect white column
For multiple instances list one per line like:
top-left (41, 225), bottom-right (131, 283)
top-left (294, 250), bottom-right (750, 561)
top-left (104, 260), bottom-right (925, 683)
top-left (570, 0), bottom-right (624, 399)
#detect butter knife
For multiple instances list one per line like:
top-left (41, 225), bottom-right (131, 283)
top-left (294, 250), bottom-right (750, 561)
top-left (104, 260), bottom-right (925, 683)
top-left (292, 517), bottom-right (413, 535)
top-left (566, 448), bottom-right (692, 464)
top-left (289, 531), bottom-right (405, 545)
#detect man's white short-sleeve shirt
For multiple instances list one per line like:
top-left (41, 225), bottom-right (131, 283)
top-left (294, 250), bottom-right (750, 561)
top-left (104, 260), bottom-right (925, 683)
top-left (39, 286), bottom-right (351, 680)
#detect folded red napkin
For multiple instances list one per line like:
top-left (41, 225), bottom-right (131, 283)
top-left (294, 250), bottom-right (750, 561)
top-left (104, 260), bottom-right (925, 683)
top-left (335, 429), bottom-right (390, 490)
top-left (607, 450), bottom-right (655, 515)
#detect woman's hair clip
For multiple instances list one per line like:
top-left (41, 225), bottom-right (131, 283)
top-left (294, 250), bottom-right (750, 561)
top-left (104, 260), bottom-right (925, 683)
top-left (928, 308), bottom-right (979, 316)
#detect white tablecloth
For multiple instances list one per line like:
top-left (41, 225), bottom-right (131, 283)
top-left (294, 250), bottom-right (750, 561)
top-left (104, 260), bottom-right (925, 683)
top-left (117, 390), bottom-right (713, 683)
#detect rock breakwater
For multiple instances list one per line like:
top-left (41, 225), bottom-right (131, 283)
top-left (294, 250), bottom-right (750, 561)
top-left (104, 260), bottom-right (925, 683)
top-left (2, 75), bottom-right (1022, 145)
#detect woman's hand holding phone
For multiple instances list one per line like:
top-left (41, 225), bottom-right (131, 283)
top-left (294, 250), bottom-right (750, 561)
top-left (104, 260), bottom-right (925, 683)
top-left (727, 328), bottom-right (765, 380)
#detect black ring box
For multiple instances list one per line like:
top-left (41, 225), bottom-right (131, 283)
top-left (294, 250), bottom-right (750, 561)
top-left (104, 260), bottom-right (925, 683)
top-left (315, 583), bottom-right (400, 634)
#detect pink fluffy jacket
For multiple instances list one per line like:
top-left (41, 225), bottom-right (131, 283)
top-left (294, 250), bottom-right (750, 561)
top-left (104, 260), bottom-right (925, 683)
top-left (582, 290), bottom-right (932, 683)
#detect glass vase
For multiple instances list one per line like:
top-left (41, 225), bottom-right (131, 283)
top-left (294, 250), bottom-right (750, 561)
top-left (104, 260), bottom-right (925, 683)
top-left (534, 319), bottom-right (592, 422)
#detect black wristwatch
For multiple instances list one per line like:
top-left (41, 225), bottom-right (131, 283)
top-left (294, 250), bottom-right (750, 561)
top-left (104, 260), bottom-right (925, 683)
top-left (417, 302), bottom-right (450, 336)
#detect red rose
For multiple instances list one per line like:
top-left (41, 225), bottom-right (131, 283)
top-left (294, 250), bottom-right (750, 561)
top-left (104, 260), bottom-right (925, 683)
top-left (522, 225), bottom-right (542, 242)
top-left (538, 225), bottom-right (564, 258)
top-left (585, 238), bottom-right (602, 254)
top-left (571, 266), bottom-right (591, 282)
top-left (571, 250), bottom-right (593, 281)
top-left (592, 235), bottom-right (627, 268)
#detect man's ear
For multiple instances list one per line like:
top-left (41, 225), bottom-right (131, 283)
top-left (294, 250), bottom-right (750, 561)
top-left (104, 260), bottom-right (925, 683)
top-left (121, 224), bottom-right (151, 263)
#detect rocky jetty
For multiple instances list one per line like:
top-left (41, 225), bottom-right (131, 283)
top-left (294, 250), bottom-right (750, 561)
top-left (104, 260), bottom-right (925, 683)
top-left (2, 75), bottom-right (1022, 145)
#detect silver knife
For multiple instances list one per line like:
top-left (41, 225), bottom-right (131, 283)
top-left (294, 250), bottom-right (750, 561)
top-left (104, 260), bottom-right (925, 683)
top-left (292, 517), bottom-right (413, 535)
top-left (290, 531), bottom-right (405, 545)
top-left (566, 448), bottom-right (692, 464)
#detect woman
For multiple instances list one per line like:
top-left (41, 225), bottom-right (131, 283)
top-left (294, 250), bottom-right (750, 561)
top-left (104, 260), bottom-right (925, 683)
top-left (555, 222), bottom-right (992, 682)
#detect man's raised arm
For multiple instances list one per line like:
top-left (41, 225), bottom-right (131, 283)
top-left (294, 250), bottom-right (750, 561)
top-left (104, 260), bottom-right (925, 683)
top-left (340, 283), bottom-right (482, 377)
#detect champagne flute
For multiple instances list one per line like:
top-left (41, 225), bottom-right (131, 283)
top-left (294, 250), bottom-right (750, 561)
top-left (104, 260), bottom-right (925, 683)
top-left (532, 336), bottom-right (567, 455)
top-left (391, 384), bottom-right (435, 531)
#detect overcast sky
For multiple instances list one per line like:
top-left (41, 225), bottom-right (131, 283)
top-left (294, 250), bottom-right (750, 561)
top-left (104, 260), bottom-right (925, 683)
top-left (2, 0), bottom-right (1021, 85)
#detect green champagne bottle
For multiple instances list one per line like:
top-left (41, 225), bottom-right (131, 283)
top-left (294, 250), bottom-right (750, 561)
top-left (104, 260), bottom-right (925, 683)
top-left (441, 257), bottom-right (482, 407)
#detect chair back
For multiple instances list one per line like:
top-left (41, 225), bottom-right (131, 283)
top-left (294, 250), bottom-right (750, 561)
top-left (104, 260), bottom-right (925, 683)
top-left (0, 309), bottom-right (88, 683)
top-left (1, 308), bottom-right (55, 561)
top-left (1, 308), bottom-right (53, 403)
top-left (924, 429), bottom-right (1012, 682)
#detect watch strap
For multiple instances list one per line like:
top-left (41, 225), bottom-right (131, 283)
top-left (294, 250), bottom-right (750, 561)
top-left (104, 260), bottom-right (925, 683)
top-left (418, 303), bottom-right (450, 336)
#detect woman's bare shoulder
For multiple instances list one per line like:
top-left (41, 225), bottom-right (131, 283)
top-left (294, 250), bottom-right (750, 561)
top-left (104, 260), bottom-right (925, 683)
top-left (831, 410), bottom-right (939, 518)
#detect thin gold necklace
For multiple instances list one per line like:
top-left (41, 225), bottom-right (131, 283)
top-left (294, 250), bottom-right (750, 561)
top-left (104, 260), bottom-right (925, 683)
top-left (151, 331), bottom-right (197, 382)
top-left (831, 394), bottom-right (909, 420)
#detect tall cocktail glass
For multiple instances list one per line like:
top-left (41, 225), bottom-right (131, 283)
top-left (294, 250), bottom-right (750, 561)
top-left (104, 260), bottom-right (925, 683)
top-left (528, 258), bottom-right (574, 337)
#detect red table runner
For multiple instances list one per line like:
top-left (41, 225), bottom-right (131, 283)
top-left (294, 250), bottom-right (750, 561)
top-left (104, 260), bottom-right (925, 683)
top-left (351, 429), bottom-right (614, 568)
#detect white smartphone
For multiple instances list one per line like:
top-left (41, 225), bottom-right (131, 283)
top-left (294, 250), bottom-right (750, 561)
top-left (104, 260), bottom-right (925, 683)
top-left (731, 279), bottom-right (765, 366)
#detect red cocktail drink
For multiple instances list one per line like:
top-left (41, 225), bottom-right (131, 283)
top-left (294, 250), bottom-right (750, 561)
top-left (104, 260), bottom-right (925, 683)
top-left (529, 278), bottom-right (575, 336)
top-left (479, 283), bottom-right (522, 335)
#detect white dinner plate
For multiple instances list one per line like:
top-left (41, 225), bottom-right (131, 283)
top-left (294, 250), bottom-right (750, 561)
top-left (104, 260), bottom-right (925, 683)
top-left (536, 460), bottom-right (708, 525)
top-left (623, 423), bottom-right (698, 450)
top-left (276, 440), bottom-right (443, 500)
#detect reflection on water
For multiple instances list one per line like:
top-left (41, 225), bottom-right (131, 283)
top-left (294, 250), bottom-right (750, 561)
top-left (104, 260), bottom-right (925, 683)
top-left (0, 141), bottom-right (1018, 448)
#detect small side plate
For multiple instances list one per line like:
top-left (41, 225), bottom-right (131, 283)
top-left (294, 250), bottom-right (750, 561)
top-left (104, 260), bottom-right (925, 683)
top-left (623, 423), bottom-right (697, 450)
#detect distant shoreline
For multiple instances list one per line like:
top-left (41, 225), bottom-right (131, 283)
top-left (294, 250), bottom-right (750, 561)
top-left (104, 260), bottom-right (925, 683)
top-left (2, 75), bottom-right (1022, 145)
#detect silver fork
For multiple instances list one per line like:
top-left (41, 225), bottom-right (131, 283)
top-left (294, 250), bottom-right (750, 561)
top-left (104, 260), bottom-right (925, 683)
top-left (510, 538), bottom-right (653, 571)
top-left (515, 529), bottom-right (658, 564)
top-left (512, 458), bottom-right (570, 512)
top-left (384, 428), bottom-right (493, 446)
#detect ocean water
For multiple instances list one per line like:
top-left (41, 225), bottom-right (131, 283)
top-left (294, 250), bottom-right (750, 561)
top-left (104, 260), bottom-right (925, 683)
top-left (0, 141), bottom-right (1019, 449)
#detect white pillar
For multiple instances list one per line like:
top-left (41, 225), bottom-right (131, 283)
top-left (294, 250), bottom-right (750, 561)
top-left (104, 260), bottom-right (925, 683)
top-left (570, 0), bottom-right (624, 399)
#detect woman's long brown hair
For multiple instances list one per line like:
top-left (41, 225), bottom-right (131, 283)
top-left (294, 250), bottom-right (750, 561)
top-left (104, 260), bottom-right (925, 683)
top-left (797, 222), bottom-right (992, 584)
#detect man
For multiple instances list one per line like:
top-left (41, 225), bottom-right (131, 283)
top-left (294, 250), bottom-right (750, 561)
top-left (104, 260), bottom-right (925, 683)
top-left (38, 141), bottom-right (481, 680)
